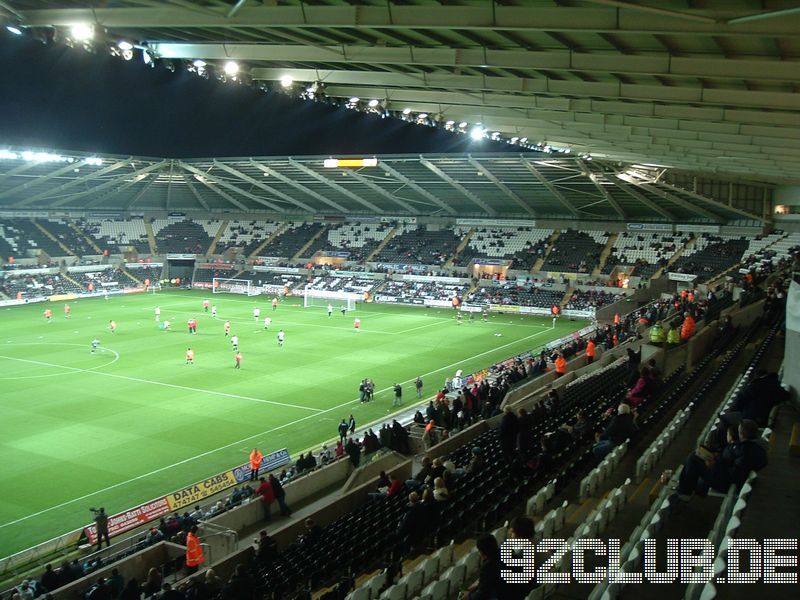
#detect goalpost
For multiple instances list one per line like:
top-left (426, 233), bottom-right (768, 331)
top-left (303, 288), bottom-right (359, 311)
top-left (213, 278), bottom-right (261, 296)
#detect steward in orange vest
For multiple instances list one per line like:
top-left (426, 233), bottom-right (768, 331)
top-left (554, 354), bottom-right (567, 378)
top-left (185, 526), bottom-right (204, 573)
top-left (586, 339), bottom-right (596, 364)
top-left (250, 448), bottom-right (263, 481)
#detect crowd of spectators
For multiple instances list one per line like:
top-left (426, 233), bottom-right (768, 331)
top-left (377, 280), bottom-right (469, 303)
top-left (467, 281), bottom-right (563, 308)
top-left (564, 289), bottom-right (625, 312)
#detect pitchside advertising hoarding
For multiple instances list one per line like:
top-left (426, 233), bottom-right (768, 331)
top-left (83, 449), bottom-right (290, 544)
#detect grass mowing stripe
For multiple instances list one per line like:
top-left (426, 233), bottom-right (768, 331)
top-left (0, 354), bottom-right (322, 413)
top-left (0, 325), bottom-right (552, 531)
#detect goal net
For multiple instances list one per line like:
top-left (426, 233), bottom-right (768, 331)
top-left (213, 278), bottom-right (260, 296)
top-left (303, 288), bottom-right (359, 311)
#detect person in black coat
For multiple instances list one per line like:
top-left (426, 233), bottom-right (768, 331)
top-left (463, 534), bottom-right (503, 600)
top-left (499, 406), bottom-right (519, 460)
top-left (675, 419), bottom-right (767, 497)
top-left (592, 404), bottom-right (636, 459)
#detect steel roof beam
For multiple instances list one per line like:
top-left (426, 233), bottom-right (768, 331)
top-left (250, 67), bottom-right (800, 110)
top-left (183, 175), bottom-right (211, 211)
top-left (633, 182), bottom-right (721, 222)
top-left (521, 161), bottom-right (580, 217)
top-left (52, 160), bottom-right (169, 208)
top-left (577, 162), bottom-right (625, 219)
top-left (179, 167), bottom-right (248, 211)
top-left (651, 180), bottom-right (765, 223)
top-left (0, 161), bottom-right (92, 202)
top-left (287, 158), bottom-right (384, 214)
top-left (378, 162), bottom-right (457, 216)
top-left (11, 158), bottom-right (136, 207)
top-left (467, 157), bottom-right (536, 216)
top-left (212, 161), bottom-right (315, 213)
top-left (341, 170), bottom-right (420, 215)
top-left (254, 164), bottom-right (348, 213)
top-left (608, 178), bottom-right (675, 221)
top-left (151, 44), bottom-right (800, 83)
top-left (21, 5), bottom-right (800, 36)
top-left (179, 162), bottom-right (282, 212)
top-left (419, 158), bottom-right (497, 216)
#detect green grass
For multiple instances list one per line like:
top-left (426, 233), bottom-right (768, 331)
top-left (0, 290), bottom-right (582, 557)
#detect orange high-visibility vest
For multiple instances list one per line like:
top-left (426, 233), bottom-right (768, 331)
top-left (186, 532), bottom-right (205, 567)
top-left (250, 449), bottom-right (263, 471)
top-left (614, 314), bottom-right (620, 324)
top-left (555, 357), bottom-right (567, 375)
top-left (586, 340), bottom-right (596, 358)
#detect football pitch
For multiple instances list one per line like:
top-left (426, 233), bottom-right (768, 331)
top-left (0, 290), bottom-right (581, 557)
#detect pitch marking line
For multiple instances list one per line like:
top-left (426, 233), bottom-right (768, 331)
top-left (0, 326), bottom-right (552, 530)
top-left (0, 354), bottom-right (322, 414)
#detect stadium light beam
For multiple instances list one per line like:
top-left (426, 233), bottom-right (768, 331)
top-left (280, 75), bottom-right (293, 88)
top-left (223, 61), bottom-right (239, 76)
top-left (470, 126), bottom-right (486, 141)
top-left (6, 25), bottom-right (23, 35)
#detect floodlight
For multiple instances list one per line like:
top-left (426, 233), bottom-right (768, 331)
top-left (70, 23), bottom-right (93, 41)
top-left (368, 99), bottom-right (380, 108)
top-left (117, 41), bottom-right (133, 51)
top-left (445, 120), bottom-right (455, 126)
top-left (142, 49), bottom-right (153, 66)
top-left (418, 113), bottom-right (428, 119)
top-left (6, 25), bottom-right (23, 35)
top-left (193, 59), bottom-right (206, 68)
top-left (470, 126), bottom-right (485, 141)
top-left (280, 75), bottom-right (293, 88)
top-left (349, 97), bottom-right (360, 103)
top-left (224, 61), bottom-right (239, 76)
top-left (458, 122), bottom-right (468, 129)
top-left (402, 108), bottom-right (412, 115)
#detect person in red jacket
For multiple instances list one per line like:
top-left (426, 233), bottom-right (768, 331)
top-left (255, 477), bottom-right (274, 522)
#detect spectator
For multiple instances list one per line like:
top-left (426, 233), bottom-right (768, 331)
top-left (461, 534), bottom-right (503, 600)
top-left (255, 477), bottom-right (275, 522)
top-left (674, 419), bottom-right (767, 499)
top-left (592, 404), bottom-right (636, 459)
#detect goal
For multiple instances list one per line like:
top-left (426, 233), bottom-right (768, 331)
top-left (303, 288), bottom-right (359, 311)
top-left (213, 278), bottom-right (261, 296)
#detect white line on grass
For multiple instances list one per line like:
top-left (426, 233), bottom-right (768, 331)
top-left (0, 355), bottom-right (322, 413)
top-left (0, 326), bottom-right (552, 530)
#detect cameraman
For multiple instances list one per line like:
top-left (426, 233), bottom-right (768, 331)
top-left (92, 507), bottom-right (111, 550)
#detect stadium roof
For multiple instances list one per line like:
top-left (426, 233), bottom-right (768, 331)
top-left (3, 0), bottom-right (800, 183)
top-left (0, 151), bottom-right (770, 223)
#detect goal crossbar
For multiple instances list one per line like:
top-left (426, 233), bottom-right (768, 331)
top-left (303, 288), bottom-right (359, 311)
top-left (212, 278), bottom-right (260, 296)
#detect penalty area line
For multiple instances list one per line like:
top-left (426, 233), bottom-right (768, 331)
top-left (0, 325), bottom-right (553, 531)
top-left (0, 355), bottom-right (322, 414)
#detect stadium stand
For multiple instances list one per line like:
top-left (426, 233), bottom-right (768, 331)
top-left (565, 289), bottom-right (625, 312)
top-left (215, 220), bottom-right (281, 255)
top-left (668, 234), bottom-right (750, 281)
top-left (467, 282), bottom-right (564, 309)
top-left (603, 231), bottom-right (687, 279)
top-left (37, 219), bottom-right (96, 256)
top-left (233, 270), bottom-right (305, 290)
top-left (0, 218), bottom-right (65, 257)
top-left (304, 275), bottom-right (380, 296)
top-left (78, 217), bottom-right (151, 254)
top-left (373, 225), bottom-right (461, 265)
top-left (304, 222), bottom-right (394, 262)
top-left (257, 222), bottom-right (324, 259)
top-left (452, 226), bottom-right (552, 270)
top-left (540, 230), bottom-right (608, 273)
top-left (151, 219), bottom-right (220, 255)
top-left (0, 272), bottom-right (81, 298)
top-left (376, 279), bottom-right (469, 304)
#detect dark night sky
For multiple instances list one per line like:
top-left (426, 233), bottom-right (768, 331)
top-left (0, 32), bottom-right (519, 158)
